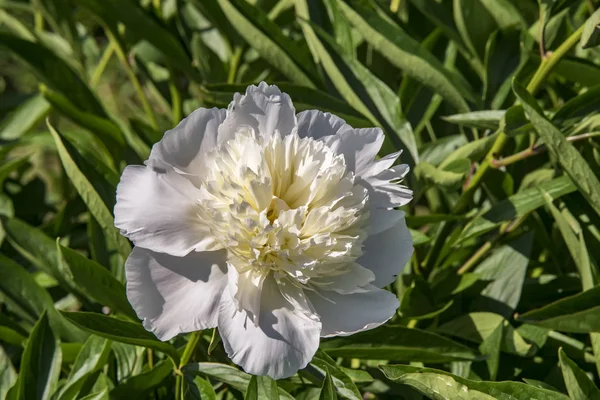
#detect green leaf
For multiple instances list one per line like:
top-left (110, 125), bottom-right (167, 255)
top-left (75, 0), bottom-right (199, 80)
top-left (109, 360), bottom-right (172, 399)
top-left (0, 156), bottom-right (30, 187)
top-left (581, 8), bottom-right (600, 49)
top-left (57, 244), bottom-right (136, 319)
top-left (0, 33), bottom-right (105, 116)
top-left (185, 376), bottom-right (216, 400)
top-left (458, 175), bottom-right (576, 243)
top-left (246, 375), bottom-right (279, 400)
top-left (0, 94), bottom-right (50, 140)
top-left (472, 232), bottom-right (533, 314)
top-left (310, 350), bottom-right (361, 400)
top-left (319, 373), bottom-right (337, 400)
top-left (0, 253), bottom-right (54, 324)
top-left (17, 312), bottom-right (62, 400)
top-left (518, 285), bottom-right (600, 333)
top-left (514, 80), bottom-right (600, 217)
top-left (217, 0), bottom-right (317, 87)
top-left (320, 325), bottom-right (481, 362)
top-left (415, 159), bottom-right (470, 188)
top-left (552, 84), bottom-right (600, 127)
top-left (340, 0), bottom-right (472, 112)
top-left (380, 364), bottom-right (569, 400)
top-left (551, 56), bottom-right (600, 88)
top-left (245, 375), bottom-right (259, 400)
top-left (184, 362), bottom-right (293, 399)
top-left (437, 312), bottom-right (533, 356)
top-left (442, 110), bottom-right (505, 129)
top-left (439, 133), bottom-right (498, 168)
top-left (48, 121), bottom-right (131, 274)
top-left (61, 312), bottom-right (180, 365)
top-left (499, 105), bottom-right (532, 137)
top-left (56, 336), bottom-right (112, 400)
top-left (0, 345), bottom-right (17, 400)
top-left (297, 17), bottom-right (418, 165)
top-left (559, 348), bottom-right (600, 400)
top-left (453, 0), bottom-right (497, 63)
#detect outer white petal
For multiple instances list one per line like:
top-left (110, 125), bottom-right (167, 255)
top-left (219, 82), bottom-right (296, 143)
top-left (149, 108), bottom-right (225, 175)
top-left (358, 211), bottom-right (413, 287)
top-left (308, 286), bottom-right (399, 337)
top-left (296, 110), bottom-right (351, 139)
top-left (218, 276), bottom-right (321, 379)
top-left (310, 263), bottom-right (375, 294)
top-left (360, 164), bottom-right (413, 209)
top-left (126, 247), bottom-right (228, 341)
top-left (114, 163), bottom-right (219, 256)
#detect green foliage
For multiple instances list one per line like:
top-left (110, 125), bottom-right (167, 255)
top-left (2, 0), bottom-right (600, 398)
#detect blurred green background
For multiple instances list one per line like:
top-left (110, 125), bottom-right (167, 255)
top-left (2, 0), bottom-right (600, 399)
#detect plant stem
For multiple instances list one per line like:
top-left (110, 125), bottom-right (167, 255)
top-left (106, 28), bottom-right (159, 130)
top-left (90, 42), bottom-right (115, 88)
top-left (175, 331), bottom-right (202, 400)
top-left (491, 131), bottom-right (600, 168)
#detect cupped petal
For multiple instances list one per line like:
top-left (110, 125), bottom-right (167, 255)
top-left (218, 276), bottom-right (321, 379)
top-left (149, 107), bottom-right (225, 175)
top-left (358, 211), bottom-right (413, 287)
top-left (219, 82), bottom-right (296, 143)
top-left (307, 286), bottom-right (399, 337)
top-left (126, 247), bottom-right (228, 341)
top-left (360, 164), bottom-right (412, 209)
top-left (114, 163), bottom-right (219, 256)
top-left (310, 263), bottom-right (375, 294)
top-left (296, 110), bottom-right (351, 139)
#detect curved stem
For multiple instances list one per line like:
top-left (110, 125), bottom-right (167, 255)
top-left (175, 331), bottom-right (202, 400)
top-left (107, 28), bottom-right (159, 130)
top-left (90, 42), bottom-right (115, 88)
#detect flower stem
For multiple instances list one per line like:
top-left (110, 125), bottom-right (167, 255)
top-left (175, 331), bottom-right (202, 400)
top-left (228, 47), bottom-right (243, 84)
top-left (423, 25), bottom-right (585, 273)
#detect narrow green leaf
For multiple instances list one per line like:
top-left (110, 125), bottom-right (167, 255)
top-left (0, 33), bottom-right (105, 116)
top-left (17, 312), bottom-right (62, 400)
top-left (514, 80), bottom-right (600, 217)
top-left (439, 133), bottom-right (497, 168)
top-left (380, 364), bottom-right (569, 400)
top-left (48, 121), bottom-right (131, 272)
top-left (581, 8), bottom-right (600, 49)
top-left (340, 0), bottom-right (472, 112)
top-left (75, 0), bottom-right (199, 80)
top-left (437, 312), bottom-right (533, 357)
top-left (559, 348), bottom-right (600, 400)
top-left (61, 312), bottom-right (180, 365)
top-left (109, 360), bottom-right (172, 399)
top-left (518, 285), bottom-right (600, 333)
top-left (458, 175), bottom-right (576, 243)
top-left (319, 373), bottom-right (337, 400)
top-left (297, 17), bottom-right (418, 165)
top-left (0, 94), bottom-right (50, 140)
top-left (217, 0), bottom-right (317, 87)
top-left (0, 345), bottom-right (17, 400)
top-left (552, 84), bottom-right (600, 127)
top-left (57, 336), bottom-right (112, 400)
top-left (57, 244), bottom-right (136, 319)
top-left (244, 375), bottom-right (279, 400)
top-left (310, 350), bottom-right (361, 400)
top-left (185, 376), bottom-right (217, 400)
top-left (320, 325), bottom-right (481, 362)
top-left (442, 110), bottom-right (505, 129)
top-left (183, 363), bottom-right (293, 399)
top-left (245, 375), bottom-right (258, 400)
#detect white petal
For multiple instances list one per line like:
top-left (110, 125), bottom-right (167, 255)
top-left (308, 286), bottom-right (399, 337)
top-left (114, 163), bottom-right (219, 256)
top-left (310, 263), bottom-right (375, 294)
top-left (360, 164), bottom-right (413, 209)
top-left (296, 110), bottom-right (351, 139)
top-left (218, 276), bottom-right (321, 379)
top-left (219, 82), bottom-right (296, 142)
top-left (126, 247), bottom-right (228, 341)
top-left (359, 212), bottom-right (413, 287)
top-left (226, 265), bottom-right (266, 325)
top-left (149, 108), bottom-right (225, 176)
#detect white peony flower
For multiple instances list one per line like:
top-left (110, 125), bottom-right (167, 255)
top-left (114, 82), bottom-right (414, 379)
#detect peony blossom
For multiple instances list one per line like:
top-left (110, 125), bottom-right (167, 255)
top-left (114, 82), bottom-right (413, 379)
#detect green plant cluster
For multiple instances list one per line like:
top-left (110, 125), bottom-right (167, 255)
top-left (1, 0), bottom-right (600, 399)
